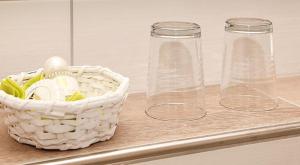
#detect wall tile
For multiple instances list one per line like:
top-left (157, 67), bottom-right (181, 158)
top-left (0, 0), bottom-right (71, 77)
top-left (73, 0), bottom-right (300, 92)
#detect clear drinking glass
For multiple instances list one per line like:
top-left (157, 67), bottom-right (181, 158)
top-left (146, 21), bottom-right (206, 121)
top-left (220, 18), bottom-right (277, 111)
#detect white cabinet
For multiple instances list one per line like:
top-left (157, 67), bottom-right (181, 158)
top-left (0, 0), bottom-right (70, 78)
top-left (135, 136), bottom-right (300, 165)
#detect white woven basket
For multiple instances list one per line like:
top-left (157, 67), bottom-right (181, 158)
top-left (0, 66), bottom-right (129, 150)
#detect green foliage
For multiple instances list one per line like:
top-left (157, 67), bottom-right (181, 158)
top-left (0, 78), bottom-right (25, 99)
top-left (23, 74), bottom-right (44, 90)
top-left (65, 91), bottom-right (86, 101)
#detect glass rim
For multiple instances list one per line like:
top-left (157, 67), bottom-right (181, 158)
top-left (225, 17), bottom-right (273, 33)
top-left (151, 21), bottom-right (201, 38)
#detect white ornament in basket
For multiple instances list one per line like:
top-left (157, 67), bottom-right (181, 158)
top-left (0, 66), bottom-right (129, 150)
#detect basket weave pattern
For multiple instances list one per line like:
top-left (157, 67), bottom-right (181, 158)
top-left (0, 66), bottom-right (129, 150)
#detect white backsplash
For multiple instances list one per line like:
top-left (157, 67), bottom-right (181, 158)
top-left (1, 0), bottom-right (300, 92)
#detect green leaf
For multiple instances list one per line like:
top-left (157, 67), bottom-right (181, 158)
top-left (23, 74), bottom-right (44, 91)
top-left (1, 81), bottom-right (16, 96)
top-left (65, 91), bottom-right (85, 101)
top-left (0, 78), bottom-right (25, 99)
top-left (6, 78), bottom-right (25, 99)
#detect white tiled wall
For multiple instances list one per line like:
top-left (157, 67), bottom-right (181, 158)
top-left (1, 0), bottom-right (300, 92)
top-left (73, 0), bottom-right (300, 92)
top-left (0, 0), bottom-right (70, 78)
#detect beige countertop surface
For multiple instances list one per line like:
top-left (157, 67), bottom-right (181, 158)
top-left (1, 76), bottom-right (300, 165)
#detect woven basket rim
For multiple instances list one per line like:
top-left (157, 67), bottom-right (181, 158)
top-left (0, 65), bottom-right (129, 113)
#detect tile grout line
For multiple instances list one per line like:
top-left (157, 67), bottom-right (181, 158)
top-left (70, 0), bottom-right (74, 65)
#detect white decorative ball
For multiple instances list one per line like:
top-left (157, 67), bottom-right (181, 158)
top-left (44, 56), bottom-right (68, 75)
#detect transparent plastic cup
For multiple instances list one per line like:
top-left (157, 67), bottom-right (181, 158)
top-left (146, 21), bottom-right (206, 121)
top-left (220, 18), bottom-right (277, 111)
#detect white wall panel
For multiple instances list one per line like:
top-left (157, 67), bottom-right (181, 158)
top-left (73, 0), bottom-right (300, 92)
top-left (0, 0), bottom-right (70, 78)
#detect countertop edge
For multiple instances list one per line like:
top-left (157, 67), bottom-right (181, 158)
top-left (28, 121), bottom-right (300, 165)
